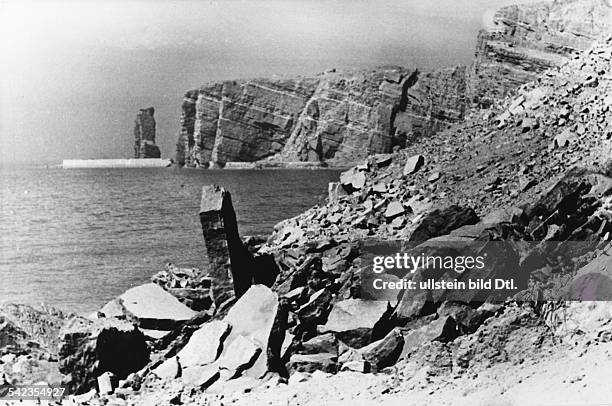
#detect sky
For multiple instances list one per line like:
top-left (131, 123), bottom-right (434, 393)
top-left (0, 0), bottom-right (540, 164)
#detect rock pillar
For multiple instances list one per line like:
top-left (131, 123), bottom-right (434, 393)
top-left (134, 107), bottom-right (161, 158)
top-left (199, 185), bottom-right (254, 303)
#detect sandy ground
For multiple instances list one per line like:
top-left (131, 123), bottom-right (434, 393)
top-left (214, 337), bottom-right (612, 406)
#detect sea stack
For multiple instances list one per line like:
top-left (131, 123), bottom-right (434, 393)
top-left (134, 107), bottom-right (161, 158)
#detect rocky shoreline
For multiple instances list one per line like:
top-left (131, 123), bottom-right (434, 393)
top-left (2, 0), bottom-right (612, 405)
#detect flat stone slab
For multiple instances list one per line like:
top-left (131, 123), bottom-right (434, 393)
top-left (178, 320), bottom-right (232, 368)
top-left (217, 335), bottom-right (262, 378)
top-left (321, 299), bottom-right (388, 333)
top-left (320, 299), bottom-right (389, 348)
top-left (181, 364), bottom-right (220, 389)
top-left (152, 356), bottom-right (180, 380)
top-left (119, 283), bottom-right (197, 330)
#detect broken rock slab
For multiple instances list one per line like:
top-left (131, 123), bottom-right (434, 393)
top-left (119, 283), bottom-right (197, 331)
top-left (400, 316), bottom-right (458, 359)
top-left (152, 356), bottom-right (180, 380)
top-left (358, 328), bottom-right (404, 372)
top-left (288, 353), bottom-right (338, 373)
top-left (320, 300), bottom-right (389, 348)
top-left (200, 185), bottom-right (257, 302)
top-left (403, 154), bottom-right (425, 175)
top-left (340, 167), bottom-right (367, 193)
top-left (181, 364), bottom-right (220, 389)
top-left (407, 205), bottom-right (479, 241)
top-left (177, 320), bottom-right (232, 368)
top-left (300, 333), bottom-right (338, 355)
top-left (220, 285), bottom-right (284, 379)
top-left (217, 335), bottom-right (262, 378)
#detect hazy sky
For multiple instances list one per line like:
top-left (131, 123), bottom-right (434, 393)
top-left (0, 0), bottom-right (539, 164)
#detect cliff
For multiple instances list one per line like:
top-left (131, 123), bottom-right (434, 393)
top-left (469, 0), bottom-right (611, 107)
top-left (175, 66), bottom-right (467, 167)
top-left (175, 0), bottom-right (610, 168)
top-left (134, 107), bottom-right (161, 159)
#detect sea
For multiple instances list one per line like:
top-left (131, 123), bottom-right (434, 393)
top-left (0, 167), bottom-right (342, 314)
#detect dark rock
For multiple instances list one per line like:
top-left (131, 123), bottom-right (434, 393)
top-left (300, 333), bottom-right (338, 355)
top-left (400, 316), bottom-right (458, 358)
top-left (200, 186), bottom-right (279, 303)
top-left (297, 289), bottom-right (333, 328)
top-left (409, 206), bottom-right (479, 241)
top-left (358, 328), bottom-right (404, 372)
top-left (288, 353), bottom-right (338, 373)
top-left (200, 185), bottom-right (252, 301)
top-left (58, 318), bottom-right (149, 394)
top-left (134, 107), bottom-right (161, 158)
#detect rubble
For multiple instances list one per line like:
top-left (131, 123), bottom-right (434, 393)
top-left (5, 6), bottom-right (612, 406)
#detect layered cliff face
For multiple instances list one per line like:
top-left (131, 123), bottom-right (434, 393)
top-left (175, 66), bottom-right (468, 167)
top-left (175, 0), bottom-right (609, 167)
top-left (469, 0), bottom-right (611, 107)
top-left (134, 107), bottom-right (161, 158)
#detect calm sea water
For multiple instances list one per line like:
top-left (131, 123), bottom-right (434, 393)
top-left (0, 167), bottom-right (341, 314)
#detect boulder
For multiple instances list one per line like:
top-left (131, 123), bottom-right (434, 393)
top-left (151, 263), bottom-right (214, 311)
top-left (181, 364), bottom-right (220, 389)
top-left (427, 172), bottom-right (441, 183)
top-left (152, 356), bottom-right (180, 380)
top-left (400, 316), bottom-right (458, 358)
top-left (340, 168), bottom-right (367, 193)
top-left (118, 283), bottom-right (197, 331)
top-left (134, 107), bottom-right (161, 159)
top-left (403, 155), bottom-right (425, 175)
top-left (221, 285), bottom-right (285, 378)
top-left (564, 243), bottom-right (612, 300)
top-left (300, 333), bottom-right (338, 355)
top-left (177, 320), bottom-right (232, 368)
top-left (320, 300), bottom-right (389, 348)
top-left (58, 317), bottom-right (149, 394)
top-left (288, 353), bottom-right (338, 373)
top-left (384, 201), bottom-right (406, 220)
top-left (297, 289), bottom-right (332, 327)
top-left (553, 129), bottom-right (578, 148)
top-left (437, 302), bottom-right (495, 334)
top-left (217, 335), bottom-right (262, 378)
top-left (357, 328), bottom-right (404, 372)
top-left (408, 206), bottom-right (479, 241)
top-left (200, 185), bottom-right (256, 302)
